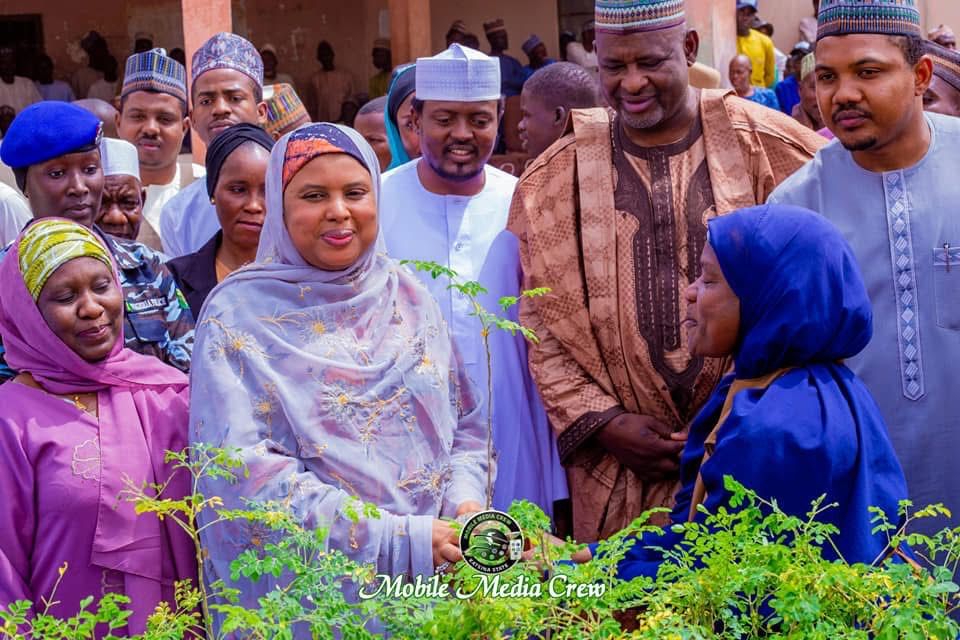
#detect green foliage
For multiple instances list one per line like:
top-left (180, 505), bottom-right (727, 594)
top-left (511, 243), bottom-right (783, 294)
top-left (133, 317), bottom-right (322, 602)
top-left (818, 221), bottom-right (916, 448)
top-left (7, 262), bottom-right (960, 638)
top-left (399, 259), bottom-right (551, 508)
top-left (5, 452), bottom-right (960, 639)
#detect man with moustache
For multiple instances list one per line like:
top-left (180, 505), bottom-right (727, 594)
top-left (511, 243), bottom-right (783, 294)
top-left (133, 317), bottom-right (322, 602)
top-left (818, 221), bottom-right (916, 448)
top-left (117, 48), bottom-right (203, 251)
top-left (770, 0), bottom-right (960, 532)
top-left (508, 0), bottom-right (824, 542)
top-left (378, 44), bottom-right (569, 522)
top-left (0, 102), bottom-right (194, 378)
top-left (159, 33), bottom-right (266, 258)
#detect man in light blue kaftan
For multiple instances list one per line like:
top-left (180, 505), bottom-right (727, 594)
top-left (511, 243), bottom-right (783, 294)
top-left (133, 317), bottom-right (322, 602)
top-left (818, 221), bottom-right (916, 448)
top-left (379, 44), bottom-right (568, 519)
top-left (769, 0), bottom-right (960, 531)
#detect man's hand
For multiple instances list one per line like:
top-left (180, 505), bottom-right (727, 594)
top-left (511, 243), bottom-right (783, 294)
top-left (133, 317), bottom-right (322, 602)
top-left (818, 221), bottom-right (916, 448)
top-left (594, 413), bottom-right (686, 481)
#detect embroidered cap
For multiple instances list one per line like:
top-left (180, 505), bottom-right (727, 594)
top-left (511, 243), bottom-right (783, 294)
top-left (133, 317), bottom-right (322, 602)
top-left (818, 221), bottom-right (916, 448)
top-left (925, 40), bottom-right (960, 92)
top-left (447, 20), bottom-right (469, 37)
top-left (817, 0), bottom-right (922, 41)
top-left (263, 83), bottom-right (311, 137)
top-left (483, 19), bottom-right (507, 36)
top-left (122, 47), bottom-right (187, 104)
top-left (191, 32), bottom-right (263, 90)
top-left (800, 52), bottom-right (817, 81)
top-left (416, 44), bottom-right (501, 102)
top-left (595, 0), bottom-right (686, 34)
top-left (522, 35), bottom-right (544, 56)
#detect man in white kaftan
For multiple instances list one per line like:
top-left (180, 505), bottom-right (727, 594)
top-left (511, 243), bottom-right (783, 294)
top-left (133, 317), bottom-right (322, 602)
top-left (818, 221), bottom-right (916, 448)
top-left (379, 44), bottom-right (567, 518)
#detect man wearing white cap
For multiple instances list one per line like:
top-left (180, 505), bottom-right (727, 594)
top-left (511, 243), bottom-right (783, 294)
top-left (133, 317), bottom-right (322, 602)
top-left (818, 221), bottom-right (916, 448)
top-left (379, 44), bottom-right (568, 522)
top-left (95, 137), bottom-right (147, 242)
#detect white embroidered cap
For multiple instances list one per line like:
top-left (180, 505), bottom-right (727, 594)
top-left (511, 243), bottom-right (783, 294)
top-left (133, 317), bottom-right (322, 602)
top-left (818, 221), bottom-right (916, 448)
top-left (415, 44), bottom-right (501, 102)
top-left (99, 138), bottom-right (141, 181)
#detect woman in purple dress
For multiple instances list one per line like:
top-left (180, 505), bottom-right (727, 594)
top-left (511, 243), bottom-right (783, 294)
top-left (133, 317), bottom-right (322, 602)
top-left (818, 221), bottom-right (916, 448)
top-left (0, 219), bottom-right (196, 635)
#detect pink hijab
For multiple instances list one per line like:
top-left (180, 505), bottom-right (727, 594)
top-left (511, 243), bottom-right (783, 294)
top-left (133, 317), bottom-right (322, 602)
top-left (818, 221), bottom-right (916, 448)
top-left (0, 219), bottom-right (194, 632)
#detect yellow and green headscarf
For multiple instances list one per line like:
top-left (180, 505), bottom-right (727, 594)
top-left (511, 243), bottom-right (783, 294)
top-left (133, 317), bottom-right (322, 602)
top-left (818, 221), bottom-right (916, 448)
top-left (18, 219), bottom-right (113, 301)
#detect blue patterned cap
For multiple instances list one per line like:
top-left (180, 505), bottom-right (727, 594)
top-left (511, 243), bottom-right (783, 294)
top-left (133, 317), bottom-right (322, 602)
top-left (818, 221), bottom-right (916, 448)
top-left (817, 0), bottom-right (922, 40)
top-left (191, 32), bottom-right (264, 90)
top-left (123, 48), bottom-right (187, 103)
top-left (0, 102), bottom-right (102, 170)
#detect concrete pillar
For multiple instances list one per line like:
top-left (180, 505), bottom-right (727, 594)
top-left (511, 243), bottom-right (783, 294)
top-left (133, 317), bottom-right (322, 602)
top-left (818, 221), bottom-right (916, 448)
top-left (389, 0), bottom-right (433, 65)
top-left (182, 0), bottom-right (232, 162)
top-left (686, 0), bottom-right (736, 88)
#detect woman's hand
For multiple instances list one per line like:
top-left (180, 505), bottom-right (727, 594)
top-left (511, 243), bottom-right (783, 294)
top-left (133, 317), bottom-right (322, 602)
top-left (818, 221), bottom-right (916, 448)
top-left (455, 501), bottom-right (484, 518)
top-left (432, 519), bottom-right (462, 570)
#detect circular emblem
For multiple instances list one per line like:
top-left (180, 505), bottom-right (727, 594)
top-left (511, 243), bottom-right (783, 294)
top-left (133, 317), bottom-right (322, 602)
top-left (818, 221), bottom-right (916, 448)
top-left (459, 510), bottom-right (524, 575)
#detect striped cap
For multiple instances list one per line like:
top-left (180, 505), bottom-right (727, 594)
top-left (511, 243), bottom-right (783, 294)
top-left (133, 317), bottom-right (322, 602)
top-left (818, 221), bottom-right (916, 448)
top-left (817, 0), bottom-right (921, 40)
top-left (263, 83), bottom-right (310, 137)
top-left (595, 0), bottom-right (686, 34)
top-left (925, 40), bottom-right (960, 92)
top-left (122, 48), bottom-right (187, 103)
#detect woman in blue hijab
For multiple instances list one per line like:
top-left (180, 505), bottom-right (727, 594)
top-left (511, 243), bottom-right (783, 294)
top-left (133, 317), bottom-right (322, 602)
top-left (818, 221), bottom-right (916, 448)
top-left (384, 64), bottom-right (419, 170)
top-left (584, 204), bottom-right (908, 580)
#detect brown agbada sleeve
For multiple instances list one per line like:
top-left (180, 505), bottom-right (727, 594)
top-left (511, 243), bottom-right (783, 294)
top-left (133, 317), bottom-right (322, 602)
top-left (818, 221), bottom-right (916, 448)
top-left (508, 136), bottom-right (626, 462)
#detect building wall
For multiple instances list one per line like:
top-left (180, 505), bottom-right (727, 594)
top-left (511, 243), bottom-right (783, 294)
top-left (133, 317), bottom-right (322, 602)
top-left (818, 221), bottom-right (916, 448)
top-left (236, 0), bottom-right (387, 101)
top-left (1, 0), bottom-right (182, 83)
top-left (430, 0), bottom-right (560, 62)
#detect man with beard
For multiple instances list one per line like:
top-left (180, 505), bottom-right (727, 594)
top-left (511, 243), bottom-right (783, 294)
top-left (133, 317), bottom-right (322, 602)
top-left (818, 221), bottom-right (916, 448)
top-left (508, 0), bottom-right (824, 543)
top-left (0, 102), bottom-right (194, 378)
top-left (116, 48), bottom-right (202, 251)
top-left (159, 33), bottom-right (266, 257)
top-left (770, 0), bottom-right (960, 533)
top-left (379, 44), bottom-right (569, 522)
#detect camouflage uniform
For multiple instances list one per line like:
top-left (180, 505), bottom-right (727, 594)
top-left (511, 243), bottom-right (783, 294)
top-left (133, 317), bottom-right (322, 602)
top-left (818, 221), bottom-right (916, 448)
top-left (0, 226), bottom-right (195, 380)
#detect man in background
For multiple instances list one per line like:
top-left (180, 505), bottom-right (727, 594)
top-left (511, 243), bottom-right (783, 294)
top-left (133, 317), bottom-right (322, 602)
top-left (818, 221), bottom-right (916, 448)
top-left (34, 54), bottom-right (76, 102)
top-left (736, 0), bottom-right (776, 87)
top-left (929, 24), bottom-right (956, 50)
top-left (0, 48), bottom-right (41, 114)
top-left (519, 62), bottom-right (599, 160)
top-left (116, 47), bottom-right (199, 251)
top-left (353, 96), bottom-right (391, 171)
top-left (310, 41), bottom-right (354, 122)
top-left (730, 54), bottom-right (780, 110)
top-left (369, 39), bottom-right (393, 98)
top-left (485, 18), bottom-right (528, 98)
top-left (159, 32), bottom-right (266, 257)
top-left (522, 35), bottom-right (555, 75)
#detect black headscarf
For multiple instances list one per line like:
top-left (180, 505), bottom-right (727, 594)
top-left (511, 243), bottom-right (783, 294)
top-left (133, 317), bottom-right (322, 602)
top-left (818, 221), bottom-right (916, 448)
top-left (205, 123), bottom-right (275, 198)
top-left (386, 64), bottom-right (416, 128)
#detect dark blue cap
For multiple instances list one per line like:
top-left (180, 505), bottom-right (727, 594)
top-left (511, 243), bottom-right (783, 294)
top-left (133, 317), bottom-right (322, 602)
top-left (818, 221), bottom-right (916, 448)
top-left (0, 102), bottom-right (103, 170)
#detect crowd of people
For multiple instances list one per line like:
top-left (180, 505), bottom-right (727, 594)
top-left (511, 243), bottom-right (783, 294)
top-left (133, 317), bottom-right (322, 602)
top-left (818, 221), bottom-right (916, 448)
top-left (0, 0), bottom-right (957, 635)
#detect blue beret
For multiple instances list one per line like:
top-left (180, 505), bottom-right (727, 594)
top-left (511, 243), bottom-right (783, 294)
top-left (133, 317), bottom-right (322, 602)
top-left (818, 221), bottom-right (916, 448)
top-left (0, 102), bottom-right (103, 170)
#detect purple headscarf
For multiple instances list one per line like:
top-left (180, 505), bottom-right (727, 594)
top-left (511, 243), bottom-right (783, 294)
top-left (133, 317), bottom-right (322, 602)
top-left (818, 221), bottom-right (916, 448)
top-left (191, 124), bottom-right (488, 616)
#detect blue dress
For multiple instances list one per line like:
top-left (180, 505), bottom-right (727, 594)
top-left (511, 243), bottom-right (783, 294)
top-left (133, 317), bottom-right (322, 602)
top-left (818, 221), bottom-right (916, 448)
top-left (610, 205), bottom-right (908, 580)
top-left (745, 87), bottom-right (781, 111)
top-left (775, 75), bottom-right (801, 115)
